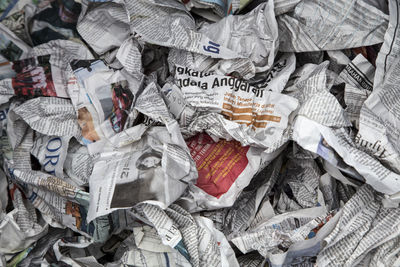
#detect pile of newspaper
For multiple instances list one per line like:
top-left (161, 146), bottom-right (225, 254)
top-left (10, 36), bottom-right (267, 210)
top-left (1, 0), bottom-right (400, 266)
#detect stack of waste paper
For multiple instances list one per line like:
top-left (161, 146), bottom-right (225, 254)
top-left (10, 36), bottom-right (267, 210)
top-left (1, 0), bottom-right (400, 266)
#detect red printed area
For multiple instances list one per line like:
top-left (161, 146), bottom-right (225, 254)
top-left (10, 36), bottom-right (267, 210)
top-left (186, 133), bottom-right (250, 198)
top-left (11, 55), bottom-right (56, 97)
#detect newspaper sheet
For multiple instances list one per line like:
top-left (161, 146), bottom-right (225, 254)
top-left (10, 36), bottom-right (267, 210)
top-left (77, 1), bottom-right (131, 55)
top-left (231, 206), bottom-right (328, 255)
top-left (123, 0), bottom-right (241, 60)
top-left (87, 126), bottom-right (197, 222)
top-left (175, 66), bottom-right (298, 149)
top-left (293, 116), bottom-right (400, 194)
top-left (358, 0), bottom-right (400, 175)
top-left (0, 22), bottom-right (30, 63)
top-left (335, 54), bottom-right (375, 129)
top-left (277, 0), bottom-right (389, 52)
top-left (317, 185), bottom-right (400, 266)
top-left (134, 202), bottom-right (239, 267)
top-left (198, 1), bottom-right (278, 73)
top-left (179, 133), bottom-right (263, 211)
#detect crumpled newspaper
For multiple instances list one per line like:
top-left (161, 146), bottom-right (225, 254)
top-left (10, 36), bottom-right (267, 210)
top-left (1, 0), bottom-right (400, 266)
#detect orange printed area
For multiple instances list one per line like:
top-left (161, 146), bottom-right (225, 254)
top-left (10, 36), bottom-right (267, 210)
top-left (221, 102), bottom-right (281, 128)
top-left (186, 133), bottom-right (250, 198)
top-left (66, 201), bottom-right (83, 229)
top-left (67, 77), bottom-right (77, 85)
top-left (223, 103), bottom-right (253, 113)
top-left (222, 112), bottom-right (280, 123)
